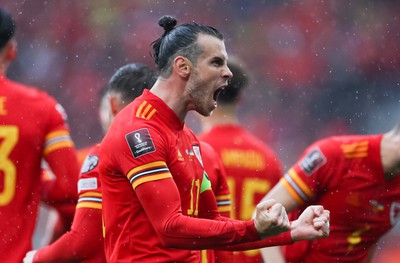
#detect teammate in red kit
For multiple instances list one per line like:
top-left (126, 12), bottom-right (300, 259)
top-left (0, 8), bottom-right (79, 263)
top-left (260, 125), bottom-right (400, 263)
top-left (198, 57), bottom-right (283, 262)
top-left (199, 141), bottom-right (233, 262)
top-left (99, 15), bottom-right (330, 262)
top-left (23, 63), bottom-right (158, 263)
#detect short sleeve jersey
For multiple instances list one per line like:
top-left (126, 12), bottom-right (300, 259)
top-left (99, 90), bottom-right (209, 262)
top-left (199, 125), bottom-right (283, 263)
top-left (281, 134), bottom-right (400, 263)
top-left (0, 74), bottom-right (76, 263)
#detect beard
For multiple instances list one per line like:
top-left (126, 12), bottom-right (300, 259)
top-left (187, 71), bottom-right (214, 117)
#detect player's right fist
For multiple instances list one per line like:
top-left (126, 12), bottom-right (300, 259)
top-left (254, 199), bottom-right (290, 239)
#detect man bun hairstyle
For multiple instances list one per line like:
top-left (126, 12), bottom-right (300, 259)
top-left (158, 15), bottom-right (177, 34)
top-left (0, 8), bottom-right (16, 50)
top-left (151, 15), bottom-right (224, 77)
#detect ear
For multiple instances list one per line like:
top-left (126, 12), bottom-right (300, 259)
top-left (5, 40), bottom-right (17, 61)
top-left (174, 56), bottom-right (191, 78)
top-left (109, 95), bottom-right (120, 117)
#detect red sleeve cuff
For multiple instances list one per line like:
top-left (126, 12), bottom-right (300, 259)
top-left (215, 228), bottom-right (293, 251)
top-left (245, 219), bottom-right (261, 240)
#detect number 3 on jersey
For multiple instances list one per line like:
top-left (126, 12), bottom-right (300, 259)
top-left (0, 125), bottom-right (18, 206)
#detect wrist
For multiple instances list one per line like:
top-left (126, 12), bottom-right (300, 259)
top-left (289, 220), bottom-right (297, 242)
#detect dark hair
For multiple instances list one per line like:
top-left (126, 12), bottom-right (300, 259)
top-left (0, 8), bottom-right (16, 50)
top-left (151, 15), bottom-right (223, 77)
top-left (218, 58), bottom-right (249, 104)
top-left (108, 63), bottom-right (157, 102)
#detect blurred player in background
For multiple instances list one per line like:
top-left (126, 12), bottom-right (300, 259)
top-left (23, 63), bottom-right (158, 262)
top-left (32, 87), bottom-right (110, 249)
top-left (260, 124), bottom-right (400, 263)
top-left (198, 57), bottom-right (283, 262)
top-left (0, 8), bottom-right (79, 263)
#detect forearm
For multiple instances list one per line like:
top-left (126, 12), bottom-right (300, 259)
top-left (42, 147), bottom-right (79, 202)
top-left (215, 231), bottom-right (292, 251)
top-left (137, 179), bottom-right (261, 249)
top-left (33, 208), bottom-right (102, 262)
top-left (260, 246), bottom-right (286, 263)
top-left (160, 214), bottom-right (260, 249)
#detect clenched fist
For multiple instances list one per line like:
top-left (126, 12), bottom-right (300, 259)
top-left (290, 205), bottom-right (330, 242)
top-left (254, 199), bottom-right (291, 238)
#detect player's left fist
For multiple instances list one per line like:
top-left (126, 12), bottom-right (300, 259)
top-left (290, 205), bottom-right (330, 242)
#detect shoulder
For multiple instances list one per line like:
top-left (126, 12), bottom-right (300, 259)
top-left (10, 79), bottom-right (56, 103)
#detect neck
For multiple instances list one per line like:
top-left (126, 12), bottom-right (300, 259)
top-left (381, 130), bottom-right (400, 179)
top-left (200, 104), bottom-right (238, 133)
top-left (150, 77), bottom-right (189, 122)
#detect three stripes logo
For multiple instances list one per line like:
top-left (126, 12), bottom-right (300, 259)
top-left (340, 140), bottom-right (369, 158)
top-left (136, 100), bottom-right (157, 120)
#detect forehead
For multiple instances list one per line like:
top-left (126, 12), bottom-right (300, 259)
top-left (197, 34), bottom-right (228, 60)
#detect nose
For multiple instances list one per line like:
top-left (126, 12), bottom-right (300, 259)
top-left (223, 65), bottom-right (233, 79)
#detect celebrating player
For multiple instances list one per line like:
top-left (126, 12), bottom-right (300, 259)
top-left (99, 15), bottom-right (330, 262)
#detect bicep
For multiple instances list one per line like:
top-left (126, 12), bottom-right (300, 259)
top-left (135, 177), bottom-right (182, 232)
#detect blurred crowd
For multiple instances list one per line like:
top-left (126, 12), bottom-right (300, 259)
top-left (2, 0), bottom-right (400, 261)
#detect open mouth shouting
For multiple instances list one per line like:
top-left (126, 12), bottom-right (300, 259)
top-left (213, 86), bottom-right (226, 107)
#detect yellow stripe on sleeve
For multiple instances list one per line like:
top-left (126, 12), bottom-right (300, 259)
top-left (76, 202), bottom-right (102, 210)
top-left (45, 130), bottom-right (70, 141)
top-left (216, 194), bottom-right (231, 201)
top-left (280, 177), bottom-right (305, 205)
top-left (44, 141), bottom-right (74, 155)
top-left (126, 161), bottom-right (167, 179)
top-left (132, 173), bottom-right (172, 189)
top-left (288, 169), bottom-right (313, 198)
top-left (218, 206), bottom-right (232, 213)
top-left (79, 191), bottom-right (102, 198)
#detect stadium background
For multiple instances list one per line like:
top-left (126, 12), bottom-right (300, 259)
top-left (2, 0), bottom-right (400, 262)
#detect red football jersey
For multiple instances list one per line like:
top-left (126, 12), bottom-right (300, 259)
top-left (281, 134), bottom-right (400, 263)
top-left (0, 74), bottom-right (79, 263)
top-left (34, 144), bottom-right (106, 262)
top-left (99, 90), bottom-right (291, 262)
top-left (200, 141), bottom-right (232, 263)
top-left (199, 124), bottom-right (283, 262)
top-left (200, 141), bottom-right (231, 217)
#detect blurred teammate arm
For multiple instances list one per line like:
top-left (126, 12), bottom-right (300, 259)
top-left (25, 207), bottom-right (103, 262)
top-left (40, 103), bottom-right (80, 204)
top-left (259, 181), bottom-right (301, 263)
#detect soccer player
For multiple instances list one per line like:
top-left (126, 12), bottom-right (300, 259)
top-left (99, 15), bottom-right (330, 262)
top-left (260, 125), bottom-right (400, 263)
top-left (23, 63), bottom-right (158, 262)
top-left (198, 57), bottom-right (283, 262)
top-left (0, 8), bottom-right (79, 263)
